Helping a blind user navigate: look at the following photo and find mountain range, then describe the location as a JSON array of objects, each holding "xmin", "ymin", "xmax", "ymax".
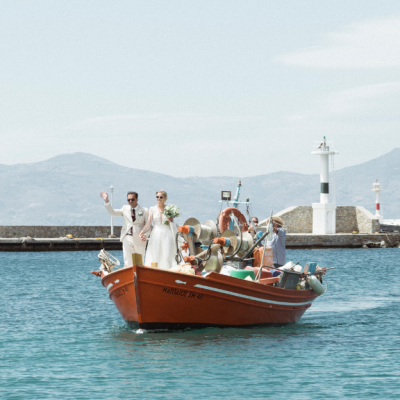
[{"xmin": 1, "ymin": 149, "xmax": 399, "ymax": 225}]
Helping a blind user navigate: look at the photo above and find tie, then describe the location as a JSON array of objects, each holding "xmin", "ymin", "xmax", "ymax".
[{"xmin": 129, "ymin": 209, "xmax": 136, "ymax": 235}]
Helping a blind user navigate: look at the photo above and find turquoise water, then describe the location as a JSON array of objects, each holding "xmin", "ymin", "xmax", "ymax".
[{"xmin": 2, "ymin": 249, "xmax": 400, "ymax": 399}]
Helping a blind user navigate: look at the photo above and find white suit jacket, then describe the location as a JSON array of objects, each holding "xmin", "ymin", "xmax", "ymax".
[{"xmin": 104, "ymin": 202, "xmax": 149, "ymax": 242}]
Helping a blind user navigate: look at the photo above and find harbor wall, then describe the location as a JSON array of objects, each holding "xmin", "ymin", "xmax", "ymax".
[
  {"xmin": 355, "ymin": 207, "xmax": 380, "ymax": 234},
  {"xmin": 286, "ymin": 233, "xmax": 400, "ymax": 248},
  {"xmin": 274, "ymin": 206, "xmax": 312, "ymax": 233},
  {"xmin": 0, "ymin": 226, "xmax": 122, "ymax": 238},
  {"xmin": 0, "ymin": 238, "xmax": 122, "ymax": 252},
  {"xmin": 0, "ymin": 230, "xmax": 398, "ymax": 251},
  {"xmin": 276, "ymin": 206, "xmax": 380, "ymax": 234}
]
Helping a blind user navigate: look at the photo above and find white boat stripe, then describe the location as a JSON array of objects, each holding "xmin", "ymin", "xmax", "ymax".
[
  {"xmin": 107, "ymin": 283, "xmax": 113, "ymax": 292},
  {"xmin": 193, "ymin": 284, "xmax": 314, "ymax": 306},
  {"xmin": 175, "ymin": 280, "xmax": 187, "ymax": 285}
]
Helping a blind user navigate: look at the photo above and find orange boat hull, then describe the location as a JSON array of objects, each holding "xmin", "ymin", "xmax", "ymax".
[{"xmin": 101, "ymin": 266, "xmax": 320, "ymax": 330}]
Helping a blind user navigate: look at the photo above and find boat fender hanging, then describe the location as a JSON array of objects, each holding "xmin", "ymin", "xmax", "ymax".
[
  {"xmin": 307, "ymin": 275, "xmax": 325, "ymax": 295},
  {"xmin": 219, "ymin": 207, "xmax": 249, "ymax": 233}
]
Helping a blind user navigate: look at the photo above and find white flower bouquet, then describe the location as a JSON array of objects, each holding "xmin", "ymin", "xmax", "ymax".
[{"xmin": 163, "ymin": 204, "xmax": 181, "ymax": 225}]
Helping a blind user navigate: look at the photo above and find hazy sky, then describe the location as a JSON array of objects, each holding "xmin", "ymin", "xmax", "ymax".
[{"xmin": 1, "ymin": 0, "xmax": 400, "ymax": 177}]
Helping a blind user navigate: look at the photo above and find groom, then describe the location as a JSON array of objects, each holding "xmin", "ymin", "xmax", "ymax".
[{"xmin": 100, "ymin": 190, "xmax": 149, "ymax": 267}]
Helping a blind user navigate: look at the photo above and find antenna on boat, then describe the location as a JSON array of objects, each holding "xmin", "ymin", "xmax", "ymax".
[
  {"xmin": 219, "ymin": 181, "xmax": 252, "ymax": 232},
  {"xmin": 220, "ymin": 181, "xmax": 251, "ymax": 209},
  {"xmin": 232, "ymin": 181, "xmax": 241, "ymax": 208}
]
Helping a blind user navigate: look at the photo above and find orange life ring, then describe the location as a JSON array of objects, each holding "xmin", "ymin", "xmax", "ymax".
[{"xmin": 219, "ymin": 207, "xmax": 248, "ymax": 233}]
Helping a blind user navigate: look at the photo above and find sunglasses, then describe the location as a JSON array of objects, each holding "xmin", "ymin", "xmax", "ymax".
[
  {"xmin": 127, "ymin": 199, "xmax": 136, "ymax": 202},
  {"xmin": 156, "ymin": 196, "xmax": 164, "ymax": 199}
]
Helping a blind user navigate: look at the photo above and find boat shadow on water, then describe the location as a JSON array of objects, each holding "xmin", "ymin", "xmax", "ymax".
[{"xmin": 106, "ymin": 320, "xmax": 330, "ymax": 347}]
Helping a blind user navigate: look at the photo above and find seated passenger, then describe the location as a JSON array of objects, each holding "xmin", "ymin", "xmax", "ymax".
[{"xmin": 248, "ymin": 217, "xmax": 265, "ymax": 245}]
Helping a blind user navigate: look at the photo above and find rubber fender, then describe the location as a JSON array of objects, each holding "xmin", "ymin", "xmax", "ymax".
[{"xmin": 307, "ymin": 275, "xmax": 325, "ymax": 295}]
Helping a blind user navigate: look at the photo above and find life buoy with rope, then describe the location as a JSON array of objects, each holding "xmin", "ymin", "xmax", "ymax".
[{"xmin": 218, "ymin": 207, "xmax": 248, "ymax": 233}]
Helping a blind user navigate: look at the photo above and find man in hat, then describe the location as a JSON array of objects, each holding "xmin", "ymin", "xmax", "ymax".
[{"xmin": 266, "ymin": 217, "xmax": 286, "ymax": 268}]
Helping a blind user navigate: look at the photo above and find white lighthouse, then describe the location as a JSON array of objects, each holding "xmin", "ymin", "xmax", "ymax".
[
  {"xmin": 372, "ymin": 180, "xmax": 383, "ymax": 222},
  {"xmin": 312, "ymin": 137, "xmax": 339, "ymax": 234}
]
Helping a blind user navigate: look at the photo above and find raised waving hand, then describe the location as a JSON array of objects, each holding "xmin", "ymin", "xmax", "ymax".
[{"xmin": 100, "ymin": 191, "xmax": 109, "ymax": 203}]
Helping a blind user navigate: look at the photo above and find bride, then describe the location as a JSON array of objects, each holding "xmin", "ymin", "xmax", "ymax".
[{"xmin": 139, "ymin": 190, "xmax": 178, "ymax": 270}]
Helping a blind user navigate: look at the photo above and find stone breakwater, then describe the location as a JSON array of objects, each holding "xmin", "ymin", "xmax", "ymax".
[
  {"xmin": 0, "ymin": 225, "xmax": 122, "ymax": 238},
  {"xmin": 0, "ymin": 238, "xmax": 122, "ymax": 252},
  {"xmin": 274, "ymin": 206, "xmax": 380, "ymax": 234},
  {"xmin": 1, "ymin": 226, "xmax": 399, "ymax": 251},
  {"xmin": 0, "ymin": 226, "xmax": 123, "ymax": 252},
  {"xmin": 287, "ymin": 233, "xmax": 400, "ymax": 248}
]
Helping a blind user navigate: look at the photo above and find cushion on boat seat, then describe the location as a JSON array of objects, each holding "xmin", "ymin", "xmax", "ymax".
[
  {"xmin": 259, "ymin": 277, "xmax": 280, "ymax": 285},
  {"xmin": 230, "ymin": 270, "xmax": 255, "ymax": 280},
  {"xmin": 245, "ymin": 266, "xmax": 272, "ymax": 279}
]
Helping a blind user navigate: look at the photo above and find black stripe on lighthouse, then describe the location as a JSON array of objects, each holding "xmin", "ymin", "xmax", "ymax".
[{"xmin": 321, "ymin": 183, "xmax": 329, "ymax": 194}]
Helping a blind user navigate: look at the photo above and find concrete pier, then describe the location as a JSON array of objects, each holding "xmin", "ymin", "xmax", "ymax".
[
  {"xmin": 0, "ymin": 226, "xmax": 399, "ymax": 251},
  {"xmin": 287, "ymin": 233, "xmax": 400, "ymax": 249},
  {"xmin": 0, "ymin": 225, "xmax": 122, "ymax": 239},
  {"xmin": 0, "ymin": 225, "xmax": 123, "ymax": 251},
  {"xmin": 1, "ymin": 233, "xmax": 399, "ymax": 252},
  {"xmin": 0, "ymin": 238, "xmax": 122, "ymax": 252}
]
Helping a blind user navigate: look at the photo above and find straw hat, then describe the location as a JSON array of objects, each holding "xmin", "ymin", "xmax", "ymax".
[{"xmin": 259, "ymin": 216, "xmax": 285, "ymax": 227}]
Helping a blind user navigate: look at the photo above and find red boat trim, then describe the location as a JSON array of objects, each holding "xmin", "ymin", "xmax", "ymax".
[{"xmin": 193, "ymin": 284, "xmax": 315, "ymax": 306}]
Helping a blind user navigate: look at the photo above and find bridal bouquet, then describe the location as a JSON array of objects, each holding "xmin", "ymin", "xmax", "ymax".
[{"xmin": 163, "ymin": 204, "xmax": 181, "ymax": 225}]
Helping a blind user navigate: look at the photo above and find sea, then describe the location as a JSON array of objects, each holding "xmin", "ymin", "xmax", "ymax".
[{"xmin": 2, "ymin": 248, "xmax": 400, "ymax": 399}]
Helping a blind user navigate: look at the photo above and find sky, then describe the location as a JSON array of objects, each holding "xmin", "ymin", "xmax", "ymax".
[{"xmin": 1, "ymin": 0, "xmax": 400, "ymax": 177}]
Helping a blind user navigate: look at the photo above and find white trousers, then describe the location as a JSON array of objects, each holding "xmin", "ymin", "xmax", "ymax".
[{"xmin": 122, "ymin": 235, "xmax": 146, "ymax": 267}]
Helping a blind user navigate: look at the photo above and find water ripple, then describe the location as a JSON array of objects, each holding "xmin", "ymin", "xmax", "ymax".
[{"xmin": 1, "ymin": 249, "xmax": 400, "ymax": 399}]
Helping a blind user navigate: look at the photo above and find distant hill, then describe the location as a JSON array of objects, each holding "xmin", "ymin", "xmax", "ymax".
[
  {"xmin": 0, "ymin": 150, "xmax": 399, "ymax": 225},
  {"xmin": 335, "ymin": 148, "xmax": 400, "ymax": 217}
]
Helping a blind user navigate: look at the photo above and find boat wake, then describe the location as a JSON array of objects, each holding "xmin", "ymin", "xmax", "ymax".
[{"xmin": 307, "ymin": 296, "xmax": 399, "ymax": 314}]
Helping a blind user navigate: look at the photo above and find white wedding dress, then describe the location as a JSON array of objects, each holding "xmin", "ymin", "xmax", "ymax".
[{"xmin": 144, "ymin": 206, "xmax": 178, "ymax": 270}]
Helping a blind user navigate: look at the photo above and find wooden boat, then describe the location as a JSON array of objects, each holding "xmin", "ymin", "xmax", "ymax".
[
  {"xmin": 93, "ymin": 264, "xmax": 321, "ymax": 330},
  {"xmin": 92, "ymin": 182, "xmax": 329, "ymax": 330}
]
